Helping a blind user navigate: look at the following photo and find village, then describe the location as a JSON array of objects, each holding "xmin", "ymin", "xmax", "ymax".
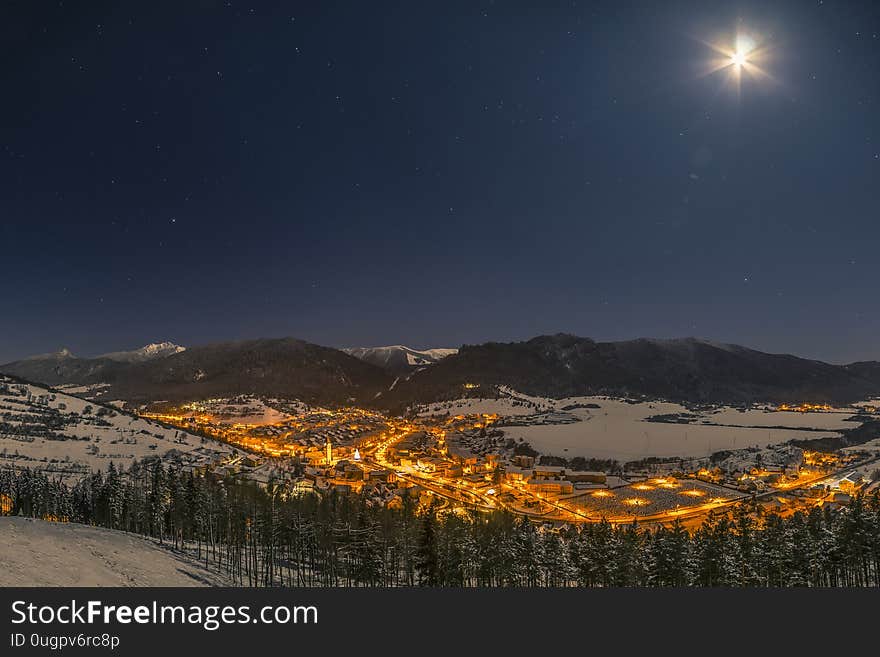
[
  {"xmin": 3, "ymin": 374, "xmax": 878, "ymax": 527},
  {"xmin": 135, "ymin": 394, "xmax": 880, "ymax": 527}
]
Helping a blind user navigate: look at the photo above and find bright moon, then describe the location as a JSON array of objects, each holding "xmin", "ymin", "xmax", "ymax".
[
  {"xmin": 699, "ymin": 28, "xmax": 774, "ymax": 87},
  {"xmin": 730, "ymin": 34, "xmax": 755, "ymax": 68},
  {"xmin": 697, "ymin": 28, "xmax": 774, "ymax": 97}
]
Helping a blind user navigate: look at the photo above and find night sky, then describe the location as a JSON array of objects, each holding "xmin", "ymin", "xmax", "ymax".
[{"xmin": 2, "ymin": 1, "xmax": 879, "ymax": 364}]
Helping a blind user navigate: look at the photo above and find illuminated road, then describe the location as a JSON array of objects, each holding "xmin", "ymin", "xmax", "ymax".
[{"xmin": 143, "ymin": 402, "xmax": 880, "ymax": 527}]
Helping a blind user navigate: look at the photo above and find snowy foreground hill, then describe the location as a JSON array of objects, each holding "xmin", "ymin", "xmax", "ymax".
[{"xmin": 0, "ymin": 517, "xmax": 232, "ymax": 586}]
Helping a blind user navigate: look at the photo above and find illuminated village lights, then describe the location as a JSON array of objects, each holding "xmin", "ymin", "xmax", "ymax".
[
  {"xmin": 133, "ymin": 398, "xmax": 814, "ymax": 525},
  {"xmin": 681, "ymin": 489, "xmax": 705, "ymax": 497},
  {"xmin": 777, "ymin": 403, "xmax": 832, "ymax": 413}
]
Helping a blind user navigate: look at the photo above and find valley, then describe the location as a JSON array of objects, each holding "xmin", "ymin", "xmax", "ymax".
[{"xmin": 3, "ymin": 335, "xmax": 880, "ymax": 529}]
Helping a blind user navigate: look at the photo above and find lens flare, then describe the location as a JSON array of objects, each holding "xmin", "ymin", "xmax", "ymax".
[{"xmin": 695, "ymin": 27, "xmax": 775, "ymax": 97}]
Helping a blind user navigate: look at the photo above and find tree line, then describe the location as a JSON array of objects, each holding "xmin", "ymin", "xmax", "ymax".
[{"xmin": 1, "ymin": 458, "xmax": 879, "ymax": 587}]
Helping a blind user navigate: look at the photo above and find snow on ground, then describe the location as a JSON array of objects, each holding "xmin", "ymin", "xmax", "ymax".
[
  {"xmin": 345, "ymin": 345, "xmax": 458, "ymax": 368},
  {"xmin": 843, "ymin": 437, "xmax": 880, "ymax": 455},
  {"xmin": 566, "ymin": 478, "xmax": 738, "ymax": 517},
  {"xmin": 405, "ymin": 347, "xmax": 458, "ymax": 365},
  {"xmin": 178, "ymin": 396, "xmax": 305, "ymax": 425},
  {"xmin": 98, "ymin": 341, "xmax": 185, "ymax": 362},
  {"xmin": 55, "ymin": 382, "xmax": 111, "ymax": 396},
  {"xmin": 0, "ymin": 376, "xmax": 235, "ymax": 478},
  {"xmin": 419, "ymin": 347, "xmax": 458, "ymax": 359},
  {"xmin": 0, "ymin": 517, "xmax": 232, "ymax": 586},
  {"xmin": 704, "ymin": 406, "xmax": 858, "ymax": 430},
  {"xmin": 421, "ymin": 389, "xmax": 858, "ymax": 460},
  {"xmin": 418, "ymin": 387, "xmax": 557, "ymax": 417},
  {"xmin": 504, "ymin": 403, "xmax": 840, "ymax": 460}
]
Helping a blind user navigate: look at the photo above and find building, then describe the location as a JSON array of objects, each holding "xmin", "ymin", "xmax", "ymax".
[
  {"xmin": 825, "ymin": 491, "xmax": 853, "ymax": 507},
  {"xmin": 334, "ymin": 461, "xmax": 364, "ymax": 481},
  {"xmin": 447, "ymin": 443, "xmax": 479, "ymax": 467},
  {"xmin": 504, "ymin": 467, "xmax": 531, "ymax": 483},
  {"xmin": 291, "ymin": 479, "xmax": 315, "ymax": 496},
  {"xmin": 565, "ymin": 470, "xmax": 606, "ymax": 484},
  {"xmin": 527, "ymin": 477, "xmax": 574, "ymax": 495},
  {"xmin": 532, "ymin": 465, "xmax": 567, "ymax": 480},
  {"xmin": 417, "ymin": 457, "xmax": 446, "ymax": 472},
  {"xmin": 367, "ymin": 469, "xmax": 395, "ymax": 483},
  {"xmin": 832, "ymin": 472, "xmax": 864, "ymax": 493}
]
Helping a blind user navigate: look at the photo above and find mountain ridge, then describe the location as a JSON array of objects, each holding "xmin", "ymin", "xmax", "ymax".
[
  {"xmin": 4, "ymin": 334, "xmax": 880, "ymax": 408},
  {"xmin": 1, "ymin": 337, "xmax": 391, "ymax": 406},
  {"xmin": 382, "ymin": 334, "xmax": 880, "ymax": 408}
]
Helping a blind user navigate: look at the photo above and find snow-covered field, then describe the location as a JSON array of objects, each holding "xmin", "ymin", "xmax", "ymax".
[
  {"xmin": 418, "ymin": 387, "xmax": 557, "ymax": 417},
  {"xmin": 421, "ymin": 389, "xmax": 861, "ymax": 461},
  {"xmin": 0, "ymin": 517, "xmax": 231, "ymax": 586},
  {"xmin": 703, "ymin": 406, "xmax": 856, "ymax": 430},
  {"xmin": 0, "ymin": 376, "xmax": 235, "ymax": 478}
]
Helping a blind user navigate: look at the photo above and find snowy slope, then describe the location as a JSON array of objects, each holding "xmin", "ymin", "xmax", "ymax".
[
  {"xmin": 0, "ymin": 374, "xmax": 235, "ymax": 480},
  {"xmin": 344, "ymin": 345, "xmax": 458, "ymax": 374},
  {"xmin": 0, "ymin": 517, "xmax": 233, "ymax": 586}
]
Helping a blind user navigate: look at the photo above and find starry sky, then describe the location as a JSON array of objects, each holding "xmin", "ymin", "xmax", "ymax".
[{"xmin": 2, "ymin": 0, "xmax": 879, "ymax": 364}]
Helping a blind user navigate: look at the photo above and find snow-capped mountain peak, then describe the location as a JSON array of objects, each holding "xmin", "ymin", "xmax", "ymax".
[
  {"xmin": 98, "ymin": 342, "xmax": 186, "ymax": 363},
  {"xmin": 343, "ymin": 345, "xmax": 458, "ymax": 373},
  {"xmin": 23, "ymin": 347, "xmax": 75, "ymax": 361}
]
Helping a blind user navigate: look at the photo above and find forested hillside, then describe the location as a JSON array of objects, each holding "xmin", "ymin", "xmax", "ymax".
[{"xmin": 3, "ymin": 460, "xmax": 879, "ymax": 587}]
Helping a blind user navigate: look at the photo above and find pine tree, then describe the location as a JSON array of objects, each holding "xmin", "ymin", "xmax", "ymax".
[
  {"xmin": 105, "ymin": 462, "xmax": 124, "ymax": 530},
  {"xmin": 147, "ymin": 461, "xmax": 169, "ymax": 543},
  {"xmin": 415, "ymin": 502, "xmax": 440, "ymax": 586}
]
